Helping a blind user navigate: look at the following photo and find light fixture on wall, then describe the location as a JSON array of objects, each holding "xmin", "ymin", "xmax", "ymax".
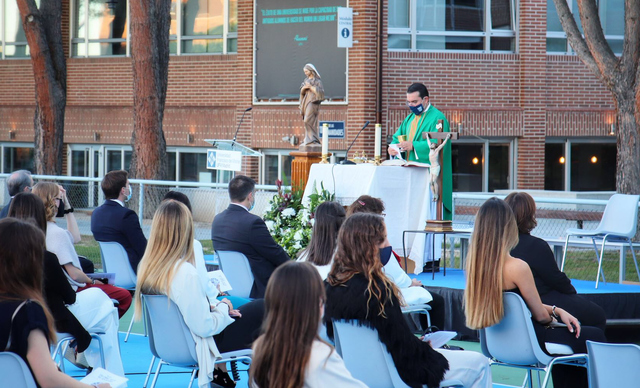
[
  {"xmin": 187, "ymin": 133, "xmax": 194, "ymax": 144},
  {"xmin": 591, "ymin": 156, "xmax": 598, "ymax": 163},
  {"xmin": 9, "ymin": 130, "xmax": 15, "ymax": 140},
  {"xmin": 93, "ymin": 132, "xmax": 100, "ymax": 141},
  {"xmin": 472, "ymin": 157, "xmax": 479, "ymax": 165},
  {"xmin": 609, "ymin": 123, "xmax": 615, "ymax": 136},
  {"xmin": 559, "ymin": 156, "xmax": 565, "ymax": 164},
  {"xmin": 282, "ymin": 135, "xmax": 298, "ymax": 146}
]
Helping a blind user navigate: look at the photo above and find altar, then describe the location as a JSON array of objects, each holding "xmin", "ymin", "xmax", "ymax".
[{"xmin": 302, "ymin": 164, "xmax": 441, "ymax": 273}]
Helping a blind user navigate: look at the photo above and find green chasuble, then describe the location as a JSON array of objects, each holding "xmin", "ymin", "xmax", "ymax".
[{"xmin": 391, "ymin": 105, "xmax": 453, "ymax": 221}]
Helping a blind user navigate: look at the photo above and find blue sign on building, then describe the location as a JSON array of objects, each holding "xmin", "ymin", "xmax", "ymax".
[{"xmin": 319, "ymin": 121, "xmax": 345, "ymax": 139}]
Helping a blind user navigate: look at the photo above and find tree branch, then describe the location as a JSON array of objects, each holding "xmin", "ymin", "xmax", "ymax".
[
  {"xmin": 551, "ymin": 0, "xmax": 604, "ymax": 84},
  {"xmin": 621, "ymin": 0, "xmax": 640, "ymax": 92},
  {"xmin": 576, "ymin": 0, "xmax": 618, "ymax": 87}
]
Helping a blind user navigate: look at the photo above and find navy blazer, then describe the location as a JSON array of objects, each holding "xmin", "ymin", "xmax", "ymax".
[
  {"xmin": 91, "ymin": 200, "xmax": 147, "ymax": 274},
  {"xmin": 211, "ymin": 204, "xmax": 290, "ymax": 298},
  {"xmin": 0, "ymin": 198, "xmax": 11, "ymax": 219}
]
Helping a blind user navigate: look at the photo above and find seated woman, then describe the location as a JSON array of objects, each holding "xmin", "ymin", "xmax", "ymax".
[
  {"xmin": 465, "ymin": 197, "xmax": 606, "ymax": 388},
  {"xmin": 504, "ymin": 192, "xmax": 607, "ymax": 331},
  {"xmin": 346, "ymin": 195, "xmax": 445, "ymax": 330},
  {"xmin": 297, "ymin": 201, "xmax": 345, "ymax": 280},
  {"xmin": 0, "ymin": 218, "xmax": 111, "ymax": 388},
  {"xmin": 33, "ymin": 182, "xmax": 132, "ymax": 318},
  {"xmin": 251, "ymin": 261, "xmax": 367, "ymax": 388},
  {"xmin": 134, "ymin": 200, "xmax": 264, "ymax": 388},
  {"xmin": 325, "ymin": 213, "xmax": 491, "ymax": 388}
]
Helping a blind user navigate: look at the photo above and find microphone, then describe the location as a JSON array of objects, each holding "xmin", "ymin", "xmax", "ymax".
[
  {"xmin": 340, "ymin": 121, "xmax": 370, "ymax": 165},
  {"xmin": 232, "ymin": 107, "xmax": 253, "ymax": 143}
]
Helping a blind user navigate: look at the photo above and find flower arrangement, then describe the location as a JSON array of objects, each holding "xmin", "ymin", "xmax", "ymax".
[{"xmin": 263, "ymin": 179, "xmax": 334, "ymax": 258}]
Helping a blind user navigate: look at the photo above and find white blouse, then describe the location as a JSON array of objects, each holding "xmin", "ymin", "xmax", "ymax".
[{"xmin": 46, "ymin": 221, "xmax": 85, "ymax": 290}]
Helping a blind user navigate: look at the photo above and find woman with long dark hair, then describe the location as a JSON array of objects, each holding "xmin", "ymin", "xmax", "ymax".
[
  {"xmin": 297, "ymin": 201, "xmax": 345, "ymax": 279},
  {"xmin": 0, "ymin": 218, "xmax": 111, "ymax": 388},
  {"xmin": 250, "ymin": 261, "xmax": 366, "ymax": 388},
  {"xmin": 465, "ymin": 198, "xmax": 606, "ymax": 388},
  {"xmin": 325, "ymin": 213, "xmax": 491, "ymax": 388}
]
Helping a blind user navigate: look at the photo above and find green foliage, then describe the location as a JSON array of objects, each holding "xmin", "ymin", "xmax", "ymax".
[{"xmin": 263, "ymin": 180, "xmax": 334, "ymax": 258}]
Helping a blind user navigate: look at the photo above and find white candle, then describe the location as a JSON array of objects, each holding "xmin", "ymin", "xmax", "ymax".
[
  {"xmin": 374, "ymin": 123, "xmax": 382, "ymax": 158},
  {"xmin": 322, "ymin": 123, "xmax": 329, "ymax": 155}
]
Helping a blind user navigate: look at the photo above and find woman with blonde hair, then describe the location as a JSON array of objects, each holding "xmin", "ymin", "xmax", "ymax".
[
  {"xmin": 0, "ymin": 218, "xmax": 111, "ymax": 388},
  {"xmin": 134, "ymin": 200, "xmax": 264, "ymax": 388},
  {"xmin": 325, "ymin": 213, "xmax": 491, "ymax": 388},
  {"xmin": 465, "ymin": 197, "xmax": 605, "ymax": 388},
  {"xmin": 250, "ymin": 261, "xmax": 366, "ymax": 388}
]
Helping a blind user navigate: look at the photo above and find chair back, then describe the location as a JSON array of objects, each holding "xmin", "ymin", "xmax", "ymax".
[
  {"xmin": 597, "ymin": 194, "xmax": 640, "ymax": 237},
  {"xmin": 482, "ymin": 292, "xmax": 551, "ymax": 367},
  {"xmin": 141, "ymin": 294, "xmax": 198, "ymax": 366},
  {"xmin": 98, "ymin": 241, "xmax": 137, "ymax": 289},
  {"xmin": 587, "ymin": 340, "xmax": 640, "ymax": 388},
  {"xmin": 0, "ymin": 352, "xmax": 37, "ymax": 388},
  {"xmin": 333, "ymin": 320, "xmax": 410, "ymax": 388},
  {"xmin": 216, "ymin": 251, "xmax": 254, "ymax": 298}
]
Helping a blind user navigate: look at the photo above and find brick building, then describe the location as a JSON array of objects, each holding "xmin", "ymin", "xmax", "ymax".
[{"xmin": 0, "ymin": 0, "xmax": 621, "ymax": 192}]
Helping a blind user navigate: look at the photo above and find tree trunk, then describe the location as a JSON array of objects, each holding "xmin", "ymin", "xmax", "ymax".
[
  {"xmin": 17, "ymin": 0, "xmax": 66, "ymax": 175},
  {"xmin": 129, "ymin": 0, "xmax": 170, "ymax": 180},
  {"xmin": 615, "ymin": 98, "xmax": 640, "ymax": 195}
]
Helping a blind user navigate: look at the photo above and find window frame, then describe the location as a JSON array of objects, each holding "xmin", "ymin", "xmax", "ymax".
[
  {"xmin": 452, "ymin": 137, "xmax": 515, "ymax": 192},
  {"xmin": 387, "ymin": 0, "xmax": 517, "ymax": 53},
  {"xmin": 1, "ymin": 0, "xmax": 32, "ymax": 60},
  {"xmin": 171, "ymin": 0, "xmax": 238, "ymax": 56},
  {"xmin": 70, "ymin": 0, "xmax": 130, "ymax": 58}
]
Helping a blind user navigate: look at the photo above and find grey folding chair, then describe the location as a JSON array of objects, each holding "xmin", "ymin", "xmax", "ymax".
[
  {"xmin": 215, "ymin": 251, "xmax": 254, "ymax": 299},
  {"xmin": 480, "ymin": 292, "xmax": 588, "ymax": 388},
  {"xmin": 560, "ymin": 193, "xmax": 640, "ymax": 288},
  {"xmin": 586, "ymin": 340, "xmax": 640, "ymax": 388},
  {"xmin": 0, "ymin": 352, "xmax": 37, "ymax": 388},
  {"xmin": 51, "ymin": 331, "xmax": 106, "ymax": 372},
  {"xmin": 141, "ymin": 294, "xmax": 252, "ymax": 388}
]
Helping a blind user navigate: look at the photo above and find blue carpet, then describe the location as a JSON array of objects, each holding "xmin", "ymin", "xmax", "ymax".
[{"xmin": 412, "ymin": 268, "xmax": 640, "ymax": 294}]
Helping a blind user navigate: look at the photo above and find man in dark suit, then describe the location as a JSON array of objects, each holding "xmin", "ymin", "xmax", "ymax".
[
  {"xmin": 212, "ymin": 175, "xmax": 289, "ymax": 298},
  {"xmin": 91, "ymin": 170, "xmax": 147, "ymax": 274},
  {"xmin": 0, "ymin": 169, "xmax": 33, "ymax": 218}
]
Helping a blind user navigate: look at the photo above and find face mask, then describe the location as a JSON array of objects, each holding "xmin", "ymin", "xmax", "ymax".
[
  {"xmin": 248, "ymin": 194, "xmax": 255, "ymax": 211},
  {"xmin": 379, "ymin": 246, "xmax": 393, "ymax": 266},
  {"xmin": 125, "ymin": 186, "xmax": 132, "ymax": 203},
  {"xmin": 409, "ymin": 103, "xmax": 424, "ymax": 115}
]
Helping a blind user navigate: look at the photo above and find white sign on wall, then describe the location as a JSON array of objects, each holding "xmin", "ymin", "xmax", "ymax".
[
  {"xmin": 206, "ymin": 149, "xmax": 242, "ymax": 171},
  {"xmin": 337, "ymin": 7, "xmax": 353, "ymax": 48}
]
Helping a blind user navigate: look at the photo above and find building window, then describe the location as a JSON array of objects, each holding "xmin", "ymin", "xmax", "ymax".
[
  {"xmin": 1, "ymin": 0, "xmax": 33, "ymax": 59},
  {"xmin": 388, "ymin": 0, "xmax": 516, "ymax": 52},
  {"xmin": 1, "ymin": 144, "xmax": 34, "ymax": 173},
  {"xmin": 544, "ymin": 139, "xmax": 616, "ymax": 191},
  {"xmin": 72, "ymin": 0, "xmax": 128, "ymax": 57},
  {"xmin": 263, "ymin": 150, "xmax": 293, "ymax": 186},
  {"xmin": 451, "ymin": 139, "xmax": 513, "ymax": 192},
  {"xmin": 547, "ymin": 0, "xmax": 623, "ymax": 54},
  {"xmin": 170, "ymin": 0, "xmax": 238, "ymax": 55},
  {"xmin": 544, "ymin": 142, "xmax": 565, "ymax": 190}
]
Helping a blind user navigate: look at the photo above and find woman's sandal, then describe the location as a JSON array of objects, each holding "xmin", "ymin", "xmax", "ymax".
[{"xmin": 211, "ymin": 368, "xmax": 236, "ymax": 388}]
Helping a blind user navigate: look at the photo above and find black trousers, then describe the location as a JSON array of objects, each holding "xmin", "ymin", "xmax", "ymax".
[{"xmin": 214, "ymin": 299, "xmax": 265, "ymax": 353}]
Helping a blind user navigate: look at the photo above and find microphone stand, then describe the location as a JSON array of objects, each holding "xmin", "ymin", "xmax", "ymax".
[
  {"xmin": 340, "ymin": 121, "xmax": 370, "ymax": 165},
  {"xmin": 232, "ymin": 107, "xmax": 253, "ymax": 146}
]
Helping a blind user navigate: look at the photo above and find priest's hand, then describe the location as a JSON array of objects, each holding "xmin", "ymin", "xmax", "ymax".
[
  {"xmin": 388, "ymin": 145, "xmax": 399, "ymax": 156},
  {"xmin": 399, "ymin": 140, "xmax": 413, "ymax": 151}
]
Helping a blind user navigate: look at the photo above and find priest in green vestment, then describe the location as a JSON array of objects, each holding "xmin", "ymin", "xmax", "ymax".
[{"xmin": 388, "ymin": 83, "xmax": 453, "ymax": 221}]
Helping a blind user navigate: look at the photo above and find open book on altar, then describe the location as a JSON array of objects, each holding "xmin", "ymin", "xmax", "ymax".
[{"xmin": 381, "ymin": 159, "xmax": 431, "ymax": 168}]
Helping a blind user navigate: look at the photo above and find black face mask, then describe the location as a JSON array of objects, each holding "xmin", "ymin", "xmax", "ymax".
[
  {"xmin": 55, "ymin": 203, "xmax": 65, "ymax": 218},
  {"xmin": 379, "ymin": 246, "xmax": 393, "ymax": 266}
]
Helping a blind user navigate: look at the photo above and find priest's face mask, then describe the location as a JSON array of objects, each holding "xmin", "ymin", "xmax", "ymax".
[{"xmin": 406, "ymin": 91, "xmax": 428, "ymax": 115}]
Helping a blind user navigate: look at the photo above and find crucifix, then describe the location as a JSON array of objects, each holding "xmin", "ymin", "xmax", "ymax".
[{"xmin": 424, "ymin": 119, "xmax": 459, "ymax": 231}]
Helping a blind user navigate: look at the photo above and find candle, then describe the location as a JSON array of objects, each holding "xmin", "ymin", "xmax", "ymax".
[
  {"xmin": 322, "ymin": 123, "xmax": 329, "ymax": 155},
  {"xmin": 374, "ymin": 123, "xmax": 382, "ymax": 159}
]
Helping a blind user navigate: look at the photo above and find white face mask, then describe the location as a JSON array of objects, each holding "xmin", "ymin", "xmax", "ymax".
[
  {"xmin": 248, "ymin": 193, "xmax": 255, "ymax": 211},
  {"xmin": 125, "ymin": 186, "xmax": 132, "ymax": 202}
]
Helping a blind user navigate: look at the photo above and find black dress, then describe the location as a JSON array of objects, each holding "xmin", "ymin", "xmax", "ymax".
[
  {"xmin": 324, "ymin": 274, "xmax": 449, "ymax": 388},
  {"xmin": 511, "ymin": 232, "xmax": 607, "ymax": 330},
  {"xmin": 0, "ymin": 299, "xmax": 51, "ymax": 388}
]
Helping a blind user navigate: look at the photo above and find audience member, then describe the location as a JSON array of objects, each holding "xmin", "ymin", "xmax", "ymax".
[
  {"xmin": 33, "ymin": 182, "xmax": 132, "ymax": 318},
  {"xmin": 347, "ymin": 195, "xmax": 445, "ymax": 330},
  {"xmin": 505, "ymin": 192, "xmax": 607, "ymax": 331},
  {"xmin": 135, "ymin": 200, "xmax": 264, "ymax": 388},
  {"xmin": 0, "ymin": 169, "xmax": 33, "ymax": 219},
  {"xmin": 0, "ymin": 218, "xmax": 111, "ymax": 388},
  {"xmin": 465, "ymin": 198, "xmax": 606, "ymax": 388},
  {"xmin": 251, "ymin": 261, "xmax": 367, "ymax": 388},
  {"xmin": 212, "ymin": 175, "xmax": 289, "ymax": 298},
  {"xmin": 325, "ymin": 213, "xmax": 492, "ymax": 388},
  {"xmin": 91, "ymin": 170, "xmax": 147, "ymax": 274},
  {"xmin": 8, "ymin": 192, "xmax": 124, "ymax": 375},
  {"xmin": 162, "ymin": 191, "xmax": 249, "ymax": 308},
  {"xmin": 297, "ymin": 201, "xmax": 345, "ymax": 279}
]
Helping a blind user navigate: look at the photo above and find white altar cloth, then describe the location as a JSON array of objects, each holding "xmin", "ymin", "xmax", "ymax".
[{"xmin": 302, "ymin": 164, "xmax": 440, "ymax": 273}]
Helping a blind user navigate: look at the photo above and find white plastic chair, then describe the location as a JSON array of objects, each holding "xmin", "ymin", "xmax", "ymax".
[
  {"xmin": 401, "ymin": 303, "xmax": 432, "ymax": 328},
  {"xmin": 98, "ymin": 241, "xmax": 144, "ymax": 341},
  {"xmin": 586, "ymin": 340, "xmax": 640, "ymax": 388},
  {"xmin": 215, "ymin": 251, "xmax": 254, "ymax": 298},
  {"xmin": 480, "ymin": 292, "xmax": 588, "ymax": 388},
  {"xmin": 141, "ymin": 294, "xmax": 252, "ymax": 388},
  {"xmin": 0, "ymin": 352, "xmax": 37, "ymax": 388},
  {"xmin": 332, "ymin": 320, "xmax": 463, "ymax": 388},
  {"xmin": 560, "ymin": 193, "xmax": 640, "ymax": 288},
  {"xmin": 51, "ymin": 331, "xmax": 105, "ymax": 372}
]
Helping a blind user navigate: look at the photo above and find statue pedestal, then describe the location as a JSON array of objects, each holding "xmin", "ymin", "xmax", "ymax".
[{"xmin": 291, "ymin": 151, "xmax": 323, "ymax": 192}]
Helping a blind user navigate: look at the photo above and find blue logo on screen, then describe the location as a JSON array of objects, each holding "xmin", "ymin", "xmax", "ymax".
[{"xmin": 341, "ymin": 28, "xmax": 350, "ymax": 38}]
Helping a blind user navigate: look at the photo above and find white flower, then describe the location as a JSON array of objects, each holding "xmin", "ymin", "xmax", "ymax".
[
  {"xmin": 299, "ymin": 209, "xmax": 310, "ymax": 220},
  {"xmin": 265, "ymin": 220, "xmax": 275, "ymax": 232},
  {"xmin": 293, "ymin": 241, "xmax": 302, "ymax": 249},
  {"xmin": 294, "ymin": 230, "xmax": 304, "ymax": 241},
  {"xmin": 310, "ymin": 218, "xmax": 315, "ymax": 227},
  {"xmin": 282, "ymin": 208, "xmax": 296, "ymax": 217}
]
